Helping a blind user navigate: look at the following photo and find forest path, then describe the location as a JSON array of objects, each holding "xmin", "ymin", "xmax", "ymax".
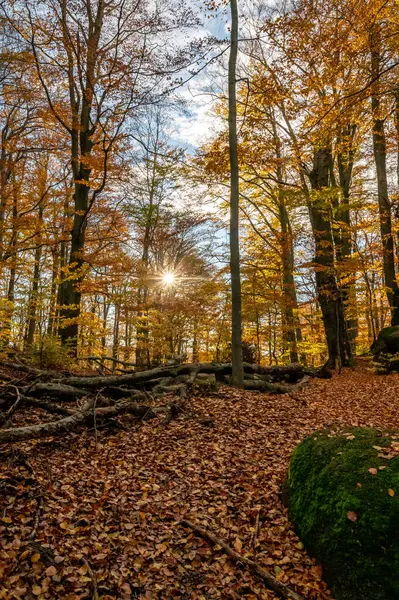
[{"xmin": 2, "ymin": 359, "xmax": 399, "ymax": 599}]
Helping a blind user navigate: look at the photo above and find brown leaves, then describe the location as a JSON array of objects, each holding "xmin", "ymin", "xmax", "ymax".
[{"xmin": 2, "ymin": 365, "xmax": 399, "ymax": 598}]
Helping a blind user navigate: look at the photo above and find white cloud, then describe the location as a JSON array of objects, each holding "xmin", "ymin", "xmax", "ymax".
[{"xmin": 173, "ymin": 93, "xmax": 223, "ymax": 149}]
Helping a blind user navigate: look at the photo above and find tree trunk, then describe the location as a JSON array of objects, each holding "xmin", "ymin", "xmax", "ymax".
[
  {"xmin": 279, "ymin": 197, "xmax": 300, "ymax": 363},
  {"xmin": 270, "ymin": 110, "xmax": 302, "ymax": 363},
  {"xmin": 0, "ymin": 139, "xmax": 11, "ymax": 261},
  {"xmin": 228, "ymin": 0, "xmax": 244, "ymax": 387},
  {"xmin": 337, "ymin": 124, "xmax": 358, "ymax": 351},
  {"xmin": 308, "ymin": 146, "xmax": 352, "ymax": 368},
  {"xmin": 3, "ymin": 167, "xmax": 19, "ymax": 346},
  {"xmin": 58, "ymin": 0, "xmax": 105, "ymax": 350},
  {"xmin": 25, "ymin": 200, "xmax": 45, "ymax": 348},
  {"xmin": 47, "ymin": 248, "xmax": 59, "ymax": 336},
  {"xmin": 192, "ymin": 317, "xmax": 199, "ymax": 362},
  {"xmin": 112, "ymin": 300, "xmax": 120, "ymax": 368},
  {"xmin": 370, "ymin": 29, "xmax": 399, "ymax": 325},
  {"xmin": 59, "ymin": 182, "xmax": 89, "ymax": 349}
]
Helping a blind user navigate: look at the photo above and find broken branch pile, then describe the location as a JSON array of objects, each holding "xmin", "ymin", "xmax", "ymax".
[{"xmin": 0, "ymin": 360, "xmax": 330, "ymax": 444}]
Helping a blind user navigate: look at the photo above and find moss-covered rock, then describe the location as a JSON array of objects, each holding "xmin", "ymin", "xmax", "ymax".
[
  {"xmin": 372, "ymin": 326, "xmax": 399, "ymax": 356},
  {"xmin": 286, "ymin": 428, "xmax": 399, "ymax": 600}
]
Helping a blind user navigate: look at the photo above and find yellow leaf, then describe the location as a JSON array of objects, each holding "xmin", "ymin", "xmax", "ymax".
[
  {"xmin": 1, "ymin": 517, "xmax": 12, "ymax": 523},
  {"xmin": 32, "ymin": 584, "xmax": 42, "ymax": 596},
  {"xmin": 233, "ymin": 537, "xmax": 243, "ymax": 552},
  {"xmin": 388, "ymin": 488, "xmax": 395, "ymax": 497},
  {"xmin": 31, "ymin": 553, "xmax": 41, "ymax": 563}
]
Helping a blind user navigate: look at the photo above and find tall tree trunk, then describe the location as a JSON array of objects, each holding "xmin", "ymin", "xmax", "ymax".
[
  {"xmin": 136, "ymin": 135, "xmax": 161, "ymax": 369},
  {"xmin": 270, "ymin": 110, "xmax": 302, "ymax": 363},
  {"xmin": 47, "ymin": 248, "xmax": 59, "ymax": 336},
  {"xmin": 370, "ymin": 29, "xmax": 399, "ymax": 325},
  {"xmin": 337, "ymin": 123, "xmax": 358, "ymax": 350},
  {"xmin": 228, "ymin": 0, "xmax": 244, "ymax": 387},
  {"xmin": 124, "ymin": 307, "xmax": 131, "ymax": 362},
  {"xmin": 308, "ymin": 146, "xmax": 352, "ymax": 368},
  {"xmin": 58, "ymin": 0, "xmax": 105, "ymax": 350},
  {"xmin": 25, "ymin": 161, "xmax": 48, "ymax": 349},
  {"xmin": 136, "ymin": 261, "xmax": 150, "ymax": 368},
  {"xmin": 55, "ymin": 195, "xmax": 69, "ymax": 337},
  {"xmin": 0, "ymin": 139, "xmax": 11, "ymax": 262},
  {"xmin": 59, "ymin": 182, "xmax": 89, "ymax": 349},
  {"xmin": 192, "ymin": 316, "xmax": 199, "ymax": 362},
  {"xmin": 25, "ymin": 203, "xmax": 44, "ymax": 348},
  {"xmin": 279, "ymin": 203, "xmax": 300, "ymax": 363},
  {"xmin": 101, "ymin": 297, "xmax": 110, "ymax": 354},
  {"xmin": 393, "ymin": 89, "xmax": 399, "ymax": 264},
  {"xmin": 3, "ymin": 168, "xmax": 19, "ymax": 346},
  {"xmin": 112, "ymin": 300, "xmax": 120, "ymax": 368}
]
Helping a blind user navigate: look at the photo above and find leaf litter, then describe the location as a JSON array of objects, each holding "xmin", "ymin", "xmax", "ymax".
[{"xmin": 1, "ymin": 359, "xmax": 399, "ymax": 599}]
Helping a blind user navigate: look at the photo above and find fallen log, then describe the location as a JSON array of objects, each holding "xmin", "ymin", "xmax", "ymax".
[
  {"xmin": 0, "ymin": 361, "xmax": 326, "ymax": 443},
  {"xmin": 181, "ymin": 519, "xmax": 304, "ymax": 600},
  {"xmin": 20, "ymin": 396, "xmax": 72, "ymax": 416},
  {"xmin": 243, "ymin": 380, "xmax": 295, "ymax": 393},
  {"xmin": 0, "ymin": 387, "xmax": 21, "ymax": 427},
  {"xmin": 56, "ymin": 362, "xmax": 325, "ymax": 390},
  {"xmin": 0, "ymin": 395, "xmax": 167, "ymax": 444},
  {"xmin": 0, "ymin": 360, "xmax": 54, "ymax": 378},
  {"xmin": 82, "ymin": 355, "xmax": 137, "ymax": 369},
  {"xmin": 21, "ymin": 382, "xmax": 88, "ymax": 400}
]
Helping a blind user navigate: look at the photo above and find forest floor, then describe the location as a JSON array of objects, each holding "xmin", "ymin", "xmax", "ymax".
[{"xmin": 2, "ymin": 358, "xmax": 399, "ymax": 600}]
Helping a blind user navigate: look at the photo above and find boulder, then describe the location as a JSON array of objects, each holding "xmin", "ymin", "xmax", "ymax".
[
  {"xmin": 286, "ymin": 428, "xmax": 399, "ymax": 600},
  {"xmin": 372, "ymin": 326, "xmax": 399, "ymax": 357}
]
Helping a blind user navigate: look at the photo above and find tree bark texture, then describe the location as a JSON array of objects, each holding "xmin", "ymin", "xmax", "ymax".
[{"xmin": 228, "ymin": 0, "xmax": 244, "ymax": 387}]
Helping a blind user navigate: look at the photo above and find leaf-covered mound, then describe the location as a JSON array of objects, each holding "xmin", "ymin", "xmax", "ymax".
[{"xmin": 286, "ymin": 428, "xmax": 399, "ymax": 600}]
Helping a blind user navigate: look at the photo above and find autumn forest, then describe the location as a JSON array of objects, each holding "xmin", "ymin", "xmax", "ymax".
[
  {"xmin": 2, "ymin": 0, "xmax": 399, "ymax": 599},
  {"xmin": 1, "ymin": 0, "xmax": 398, "ymax": 370}
]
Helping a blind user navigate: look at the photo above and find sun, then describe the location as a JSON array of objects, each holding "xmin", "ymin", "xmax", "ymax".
[{"xmin": 162, "ymin": 272, "xmax": 176, "ymax": 286}]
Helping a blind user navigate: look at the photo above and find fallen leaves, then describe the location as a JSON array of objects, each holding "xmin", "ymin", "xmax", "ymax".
[
  {"xmin": 1, "ymin": 360, "xmax": 399, "ymax": 599},
  {"xmin": 368, "ymin": 468, "xmax": 378, "ymax": 475}
]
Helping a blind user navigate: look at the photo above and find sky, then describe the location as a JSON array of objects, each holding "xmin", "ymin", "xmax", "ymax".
[{"xmin": 172, "ymin": 5, "xmax": 230, "ymax": 152}]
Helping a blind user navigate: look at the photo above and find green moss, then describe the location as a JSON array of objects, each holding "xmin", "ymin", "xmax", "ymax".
[
  {"xmin": 378, "ymin": 326, "xmax": 399, "ymax": 340},
  {"xmin": 287, "ymin": 428, "xmax": 399, "ymax": 600}
]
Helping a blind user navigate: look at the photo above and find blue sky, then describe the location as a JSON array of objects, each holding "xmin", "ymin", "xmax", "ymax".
[{"xmin": 172, "ymin": 4, "xmax": 230, "ymax": 152}]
